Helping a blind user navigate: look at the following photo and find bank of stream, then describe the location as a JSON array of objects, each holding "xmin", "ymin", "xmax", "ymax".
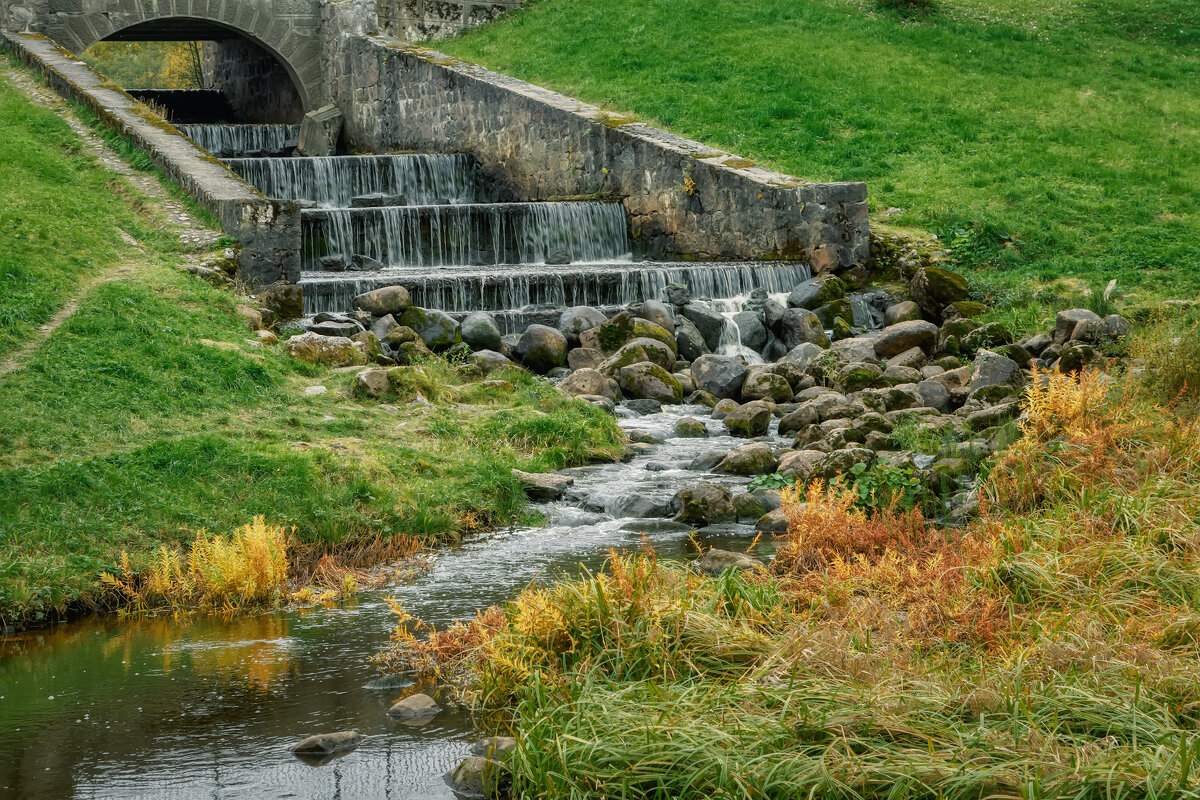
[{"xmin": 0, "ymin": 405, "xmax": 779, "ymax": 798}]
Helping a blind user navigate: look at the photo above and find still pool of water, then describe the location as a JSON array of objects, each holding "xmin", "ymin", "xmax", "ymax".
[{"xmin": 1, "ymin": 406, "xmax": 781, "ymax": 799}]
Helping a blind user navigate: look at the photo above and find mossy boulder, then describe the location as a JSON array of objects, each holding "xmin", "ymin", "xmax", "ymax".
[
  {"xmin": 398, "ymin": 307, "xmax": 461, "ymax": 351},
  {"xmin": 675, "ymin": 481, "xmax": 735, "ymax": 525},
  {"xmin": 515, "ymin": 324, "xmax": 569, "ymax": 373},
  {"xmin": 911, "ymin": 266, "xmax": 969, "ymax": 319},
  {"xmin": 618, "ymin": 362, "xmax": 683, "ymax": 403},
  {"xmin": 814, "ymin": 298, "xmax": 854, "ymax": 328},
  {"xmin": 963, "ymin": 322, "xmax": 1014, "ymax": 352},
  {"xmin": 580, "ymin": 310, "xmax": 677, "ymax": 355},
  {"xmin": 716, "ymin": 442, "xmax": 778, "ymax": 476},
  {"xmin": 675, "ymin": 417, "xmax": 709, "ymax": 438},
  {"xmin": 944, "ymin": 300, "xmax": 988, "ymax": 319},
  {"xmin": 724, "ymin": 400, "xmax": 773, "ymax": 438},
  {"xmin": 787, "ymin": 275, "xmax": 847, "ymax": 310}
]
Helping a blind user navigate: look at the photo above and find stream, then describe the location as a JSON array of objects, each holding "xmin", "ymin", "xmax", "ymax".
[{"xmin": 1, "ymin": 405, "xmax": 784, "ymax": 799}]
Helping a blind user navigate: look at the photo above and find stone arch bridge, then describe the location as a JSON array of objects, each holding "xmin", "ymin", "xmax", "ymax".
[{"xmin": 4, "ymin": 0, "xmax": 326, "ymax": 121}]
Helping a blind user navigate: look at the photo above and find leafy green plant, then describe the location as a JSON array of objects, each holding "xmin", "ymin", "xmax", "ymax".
[
  {"xmin": 831, "ymin": 461, "xmax": 922, "ymax": 512},
  {"xmin": 746, "ymin": 472, "xmax": 796, "ymax": 492}
]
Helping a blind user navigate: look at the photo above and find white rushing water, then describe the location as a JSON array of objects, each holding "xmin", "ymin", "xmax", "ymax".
[
  {"xmin": 303, "ymin": 201, "xmax": 633, "ymax": 271},
  {"xmin": 226, "ymin": 155, "xmax": 479, "ymax": 208},
  {"xmin": 177, "ymin": 124, "xmax": 300, "ymax": 158}
]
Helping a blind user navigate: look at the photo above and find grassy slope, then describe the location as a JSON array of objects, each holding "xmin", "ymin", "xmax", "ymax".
[
  {"xmin": 0, "ymin": 74, "xmax": 165, "ymax": 359},
  {"xmin": 0, "ymin": 66, "xmax": 624, "ymax": 627},
  {"xmin": 443, "ymin": 0, "xmax": 1200, "ymax": 298}
]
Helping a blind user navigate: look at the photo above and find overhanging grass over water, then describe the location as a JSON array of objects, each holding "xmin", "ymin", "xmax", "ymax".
[
  {"xmin": 382, "ymin": 364, "xmax": 1200, "ymax": 797},
  {"xmin": 442, "ymin": 0, "xmax": 1200, "ymax": 296}
]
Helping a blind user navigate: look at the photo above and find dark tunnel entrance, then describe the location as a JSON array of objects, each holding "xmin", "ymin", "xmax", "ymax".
[{"xmin": 83, "ymin": 18, "xmax": 307, "ymax": 125}]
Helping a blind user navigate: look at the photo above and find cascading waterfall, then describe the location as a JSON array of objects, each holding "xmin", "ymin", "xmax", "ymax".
[
  {"xmin": 299, "ymin": 261, "xmax": 814, "ymax": 321},
  {"xmin": 176, "ymin": 124, "xmax": 299, "ymax": 158},
  {"xmin": 303, "ymin": 201, "xmax": 631, "ymax": 270},
  {"xmin": 226, "ymin": 155, "xmax": 478, "ymax": 208}
]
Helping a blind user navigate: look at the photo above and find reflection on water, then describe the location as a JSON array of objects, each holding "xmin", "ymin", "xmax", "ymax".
[
  {"xmin": 0, "ymin": 602, "xmax": 475, "ymax": 800},
  {"xmin": 0, "ymin": 404, "xmax": 780, "ymax": 799}
]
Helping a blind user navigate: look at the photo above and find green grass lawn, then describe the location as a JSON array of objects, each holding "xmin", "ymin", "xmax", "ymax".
[
  {"xmin": 442, "ymin": 0, "xmax": 1200, "ymax": 299},
  {"xmin": 0, "ymin": 65, "xmax": 624, "ymax": 628},
  {"xmin": 0, "ymin": 71, "xmax": 170, "ymax": 360}
]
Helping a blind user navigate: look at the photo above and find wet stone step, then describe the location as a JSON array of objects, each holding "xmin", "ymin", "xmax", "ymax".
[
  {"xmin": 300, "ymin": 201, "xmax": 631, "ymax": 271},
  {"xmin": 176, "ymin": 123, "xmax": 299, "ymax": 158},
  {"xmin": 225, "ymin": 154, "xmax": 478, "ymax": 208},
  {"xmin": 298, "ymin": 260, "xmax": 813, "ymax": 319}
]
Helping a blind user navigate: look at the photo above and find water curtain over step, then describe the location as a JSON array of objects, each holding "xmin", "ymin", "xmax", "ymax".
[
  {"xmin": 226, "ymin": 155, "xmax": 478, "ymax": 208},
  {"xmin": 299, "ymin": 261, "xmax": 813, "ymax": 320},
  {"xmin": 176, "ymin": 124, "xmax": 300, "ymax": 158},
  {"xmin": 303, "ymin": 201, "xmax": 631, "ymax": 271}
]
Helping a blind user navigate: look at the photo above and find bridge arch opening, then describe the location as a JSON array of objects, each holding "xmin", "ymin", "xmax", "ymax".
[{"xmin": 81, "ymin": 17, "xmax": 308, "ymax": 125}]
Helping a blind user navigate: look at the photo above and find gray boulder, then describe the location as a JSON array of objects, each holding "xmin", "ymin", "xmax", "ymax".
[
  {"xmin": 910, "ymin": 266, "xmax": 969, "ymax": 319},
  {"xmin": 388, "ymin": 693, "xmax": 441, "ymax": 721},
  {"xmin": 675, "ymin": 481, "xmax": 735, "ymax": 525},
  {"xmin": 1053, "ymin": 309, "xmax": 1102, "ymax": 344},
  {"xmin": 691, "ymin": 354, "xmax": 749, "ymax": 399},
  {"xmin": 633, "ymin": 299, "xmax": 675, "ymax": 331},
  {"xmin": 353, "ymin": 285, "xmax": 411, "ymax": 316},
  {"xmin": 777, "ymin": 449, "xmax": 826, "ymax": 483},
  {"xmin": 778, "ymin": 342, "xmax": 826, "ymax": 370},
  {"xmin": 716, "ymin": 442, "xmax": 778, "ymax": 475},
  {"xmin": 780, "ymin": 308, "xmax": 829, "ymax": 349},
  {"xmin": 558, "ymin": 306, "xmax": 608, "ymax": 347},
  {"xmin": 730, "ymin": 310, "xmax": 768, "ymax": 351},
  {"xmin": 513, "ymin": 469, "xmax": 574, "ymax": 501},
  {"xmin": 398, "ymin": 307, "xmax": 461, "ymax": 351},
  {"xmin": 969, "ymin": 349, "xmax": 1024, "ymax": 391},
  {"xmin": 884, "ymin": 300, "xmax": 923, "ymax": 326},
  {"xmin": 787, "ymin": 275, "xmax": 846, "ymax": 310},
  {"xmin": 559, "ymin": 368, "xmax": 617, "ymax": 400},
  {"xmin": 618, "ymin": 362, "xmax": 684, "ymax": 403},
  {"xmin": 284, "ymin": 332, "xmax": 367, "ymax": 367},
  {"xmin": 680, "ymin": 301, "xmax": 727, "ymax": 350},
  {"xmin": 675, "ymin": 417, "xmax": 709, "ymax": 438},
  {"xmin": 873, "ymin": 320, "xmax": 939, "ymax": 358},
  {"xmin": 515, "ymin": 324, "xmax": 569, "ymax": 373},
  {"xmin": 567, "ymin": 347, "xmax": 605, "ymax": 370},
  {"xmin": 291, "ymin": 730, "xmax": 362, "ymax": 756},
  {"xmin": 461, "ymin": 312, "xmax": 502, "ymax": 351},
  {"xmin": 812, "ymin": 447, "xmax": 876, "ymax": 481},
  {"xmin": 740, "ymin": 366, "xmax": 793, "ymax": 403},
  {"xmin": 756, "ymin": 507, "xmax": 789, "ymax": 535},
  {"xmin": 445, "ymin": 756, "xmax": 510, "ymax": 798},
  {"xmin": 693, "ymin": 549, "xmax": 761, "ymax": 575},
  {"xmin": 724, "ymin": 400, "xmax": 773, "ymax": 438},
  {"xmin": 674, "ymin": 315, "xmax": 712, "ymax": 361}
]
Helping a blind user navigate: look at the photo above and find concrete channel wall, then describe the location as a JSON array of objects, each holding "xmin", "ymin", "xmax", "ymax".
[
  {"xmin": 1, "ymin": 32, "xmax": 301, "ymax": 289},
  {"xmin": 330, "ymin": 34, "xmax": 870, "ymax": 269}
]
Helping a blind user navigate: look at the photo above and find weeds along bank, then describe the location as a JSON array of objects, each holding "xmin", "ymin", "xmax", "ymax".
[
  {"xmin": 377, "ymin": 324, "xmax": 1200, "ymax": 797},
  {"xmin": 0, "ymin": 63, "xmax": 625, "ymax": 629}
]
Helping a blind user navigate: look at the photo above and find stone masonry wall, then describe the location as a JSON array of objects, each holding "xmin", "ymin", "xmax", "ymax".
[
  {"xmin": 329, "ymin": 36, "xmax": 870, "ymax": 268},
  {"xmin": 0, "ymin": 32, "xmax": 302, "ymax": 289},
  {"xmin": 1, "ymin": 1, "xmax": 49, "ymax": 34},
  {"xmin": 204, "ymin": 39, "xmax": 306, "ymax": 124},
  {"xmin": 376, "ymin": 0, "xmax": 524, "ymax": 42}
]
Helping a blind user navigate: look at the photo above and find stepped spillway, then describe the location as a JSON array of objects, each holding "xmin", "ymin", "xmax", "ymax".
[{"xmin": 173, "ymin": 125, "xmax": 816, "ymax": 327}]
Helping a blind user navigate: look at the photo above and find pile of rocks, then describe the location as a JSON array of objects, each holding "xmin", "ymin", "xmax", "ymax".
[{"xmin": 270, "ymin": 265, "xmax": 1129, "ymax": 521}]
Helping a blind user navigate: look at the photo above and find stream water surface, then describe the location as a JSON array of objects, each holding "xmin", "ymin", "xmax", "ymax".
[{"xmin": 1, "ymin": 406, "xmax": 783, "ymax": 799}]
